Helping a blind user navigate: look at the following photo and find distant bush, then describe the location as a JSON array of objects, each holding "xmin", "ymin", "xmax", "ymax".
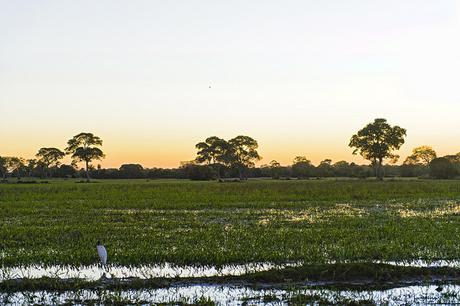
[
  {"xmin": 119, "ymin": 164, "xmax": 145, "ymax": 179},
  {"xmin": 292, "ymin": 161, "xmax": 315, "ymax": 178},
  {"xmin": 400, "ymin": 164, "xmax": 426, "ymax": 177},
  {"xmin": 183, "ymin": 164, "xmax": 215, "ymax": 181},
  {"xmin": 430, "ymin": 157, "xmax": 458, "ymax": 179}
]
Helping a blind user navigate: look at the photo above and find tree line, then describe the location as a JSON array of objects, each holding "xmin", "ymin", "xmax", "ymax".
[
  {"xmin": 1, "ymin": 119, "xmax": 459, "ymax": 182},
  {"xmin": 0, "ymin": 132, "xmax": 104, "ymax": 182},
  {"xmin": 188, "ymin": 118, "xmax": 458, "ymax": 180}
]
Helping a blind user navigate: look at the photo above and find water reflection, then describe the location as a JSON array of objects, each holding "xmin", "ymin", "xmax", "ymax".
[
  {"xmin": 1, "ymin": 284, "xmax": 460, "ymax": 305},
  {"xmin": 0, "ymin": 261, "xmax": 302, "ymax": 281},
  {"xmin": 2, "ymin": 259, "xmax": 459, "ymax": 281}
]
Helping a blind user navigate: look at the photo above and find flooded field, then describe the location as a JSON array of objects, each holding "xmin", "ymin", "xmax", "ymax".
[{"xmin": 1, "ymin": 179, "xmax": 460, "ymax": 303}]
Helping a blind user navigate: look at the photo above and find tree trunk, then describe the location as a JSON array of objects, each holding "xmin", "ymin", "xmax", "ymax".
[
  {"xmin": 371, "ymin": 159, "xmax": 377, "ymax": 178},
  {"xmin": 216, "ymin": 164, "xmax": 221, "ymax": 180},
  {"xmin": 377, "ymin": 159, "xmax": 384, "ymax": 180},
  {"xmin": 238, "ymin": 167, "xmax": 243, "ymax": 180},
  {"xmin": 85, "ymin": 160, "xmax": 90, "ymax": 182}
]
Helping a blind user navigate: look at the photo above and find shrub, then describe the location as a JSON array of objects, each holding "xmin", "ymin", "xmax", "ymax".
[{"xmin": 430, "ymin": 157, "xmax": 458, "ymax": 179}]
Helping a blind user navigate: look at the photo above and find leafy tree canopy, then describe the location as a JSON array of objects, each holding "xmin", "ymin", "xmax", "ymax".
[
  {"xmin": 65, "ymin": 132, "xmax": 104, "ymax": 182},
  {"xmin": 404, "ymin": 146, "xmax": 437, "ymax": 165},
  {"xmin": 228, "ymin": 135, "xmax": 261, "ymax": 169},
  {"xmin": 195, "ymin": 136, "xmax": 230, "ymax": 165},
  {"xmin": 349, "ymin": 118, "xmax": 406, "ymax": 179},
  {"xmin": 36, "ymin": 147, "xmax": 65, "ymax": 168}
]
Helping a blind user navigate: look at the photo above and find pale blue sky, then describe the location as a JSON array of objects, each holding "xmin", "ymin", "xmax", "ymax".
[{"xmin": 1, "ymin": 1, "xmax": 459, "ymax": 167}]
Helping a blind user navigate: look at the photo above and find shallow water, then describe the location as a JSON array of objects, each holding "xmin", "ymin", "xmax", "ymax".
[
  {"xmin": 0, "ymin": 261, "xmax": 303, "ymax": 281},
  {"xmin": 2, "ymin": 284, "xmax": 460, "ymax": 305},
  {"xmin": 377, "ymin": 259, "xmax": 460, "ymax": 268},
  {"xmin": 2, "ymin": 259, "xmax": 459, "ymax": 281}
]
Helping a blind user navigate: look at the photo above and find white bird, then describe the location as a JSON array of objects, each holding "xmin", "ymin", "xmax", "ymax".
[{"xmin": 96, "ymin": 241, "xmax": 107, "ymax": 266}]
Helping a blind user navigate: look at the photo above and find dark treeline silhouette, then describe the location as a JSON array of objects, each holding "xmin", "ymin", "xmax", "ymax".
[
  {"xmin": 0, "ymin": 132, "xmax": 104, "ymax": 182},
  {"xmin": 1, "ymin": 120, "xmax": 459, "ymax": 181},
  {"xmin": 2, "ymin": 156, "xmax": 458, "ymax": 181},
  {"xmin": 1, "ymin": 153, "xmax": 459, "ymax": 181}
]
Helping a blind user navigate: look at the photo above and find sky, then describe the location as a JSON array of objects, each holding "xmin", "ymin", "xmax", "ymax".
[{"xmin": 1, "ymin": 0, "xmax": 459, "ymax": 168}]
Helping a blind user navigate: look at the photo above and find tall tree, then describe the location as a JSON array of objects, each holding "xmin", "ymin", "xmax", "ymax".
[
  {"xmin": 36, "ymin": 147, "xmax": 65, "ymax": 177},
  {"xmin": 195, "ymin": 136, "xmax": 231, "ymax": 179},
  {"xmin": 317, "ymin": 159, "xmax": 334, "ymax": 177},
  {"xmin": 0, "ymin": 156, "xmax": 7, "ymax": 180},
  {"xmin": 291, "ymin": 156, "xmax": 315, "ymax": 178},
  {"xmin": 25, "ymin": 159, "xmax": 38, "ymax": 177},
  {"xmin": 65, "ymin": 132, "xmax": 105, "ymax": 182},
  {"xmin": 6, "ymin": 157, "xmax": 26, "ymax": 180},
  {"xmin": 349, "ymin": 118, "xmax": 406, "ymax": 180},
  {"xmin": 268, "ymin": 160, "xmax": 282, "ymax": 179},
  {"xmin": 404, "ymin": 146, "xmax": 437, "ymax": 165},
  {"xmin": 228, "ymin": 135, "xmax": 261, "ymax": 180},
  {"xmin": 333, "ymin": 161, "xmax": 351, "ymax": 177}
]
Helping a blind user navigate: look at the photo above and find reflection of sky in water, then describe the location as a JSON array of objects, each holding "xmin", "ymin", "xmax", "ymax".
[
  {"xmin": 2, "ymin": 259, "xmax": 459, "ymax": 281},
  {"xmin": 2, "ymin": 260, "xmax": 460, "ymax": 304},
  {"xmin": 0, "ymin": 262, "xmax": 303, "ymax": 281},
  {"xmin": 2, "ymin": 284, "xmax": 460, "ymax": 305}
]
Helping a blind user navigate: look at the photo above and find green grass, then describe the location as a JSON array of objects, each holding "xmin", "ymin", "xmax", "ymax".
[{"xmin": 1, "ymin": 179, "xmax": 460, "ymax": 267}]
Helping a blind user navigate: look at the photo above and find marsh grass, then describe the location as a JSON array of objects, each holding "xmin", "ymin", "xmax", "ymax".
[{"xmin": 0, "ymin": 179, "xmax": 459, "ymax": 267}]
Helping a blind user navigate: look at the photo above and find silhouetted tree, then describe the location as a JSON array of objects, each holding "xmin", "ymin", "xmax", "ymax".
[
  {"xmin": 228, "ymin": 136, "xmax": 261, "ymax": 180},
  {"xmin": 57, "ymin": 164, "xmax": 77, "ymax": 178},
  {"xmin": 180, "ymin": 161, "xmax": 215, "ymax": 180},
  {"xmin": 404, "ymin": 146, "xmax": 437, "ymax": 165},
  {"xmin": 430, "ymin": 157, "xmax": 457, "ymax": 179},
  {"xmin": 36, "ymin": 147, "xmax": 65, "ymax": 178},
  {"xmin": 65, "ymin": 132, "xmax": 105, "ymax": 182},
  {"xmin": 25, "ymin": 159, "xmax": 38, "ymax": 177},
  {"xmin": 119, "ymin": 164, "xmax": 144, "ymax": 179},
  {"xmin": 291, "ymin": 156, "xmax": 315, "ymax": 178},
  {"xmin": 399, "ymin": 163, "xmax": 424, "ymax": 177},
  {"xmin": 444, "ymin": 153, "xmax": 460, "ymax": 164},
  {"xmin": 195, "ymin": 136, "xmax": 231, "ymax": 179},
  {"xmin": 443, "ymin": 153, "xmax": 460, "ymax": 176},
  {"xmin": 332, "ymin": 161, "xmax": 351, "ymax": 177},
  {"xmin": 400, "ymin": 146, "xmax": 435, "ymax": 177},
  {"xmin": 268, "ymin": 160, "xmax": 282, "ymax": 179},
  {"xmin": 317, "ymin": 159, "xmax": 334, "ymax": 177},
  {"xmin": 6, "ymin": 157, "xmax": 26, "ymax": 180},
  {"xmin": 349, "ymin": 118, "xmax": 406, "ymax": 180},
  {"xmin": 0, "ymin": 156, "xmax": 7, "ymax": 180}
]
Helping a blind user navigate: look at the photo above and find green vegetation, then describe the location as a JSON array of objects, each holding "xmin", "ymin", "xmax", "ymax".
[{"xmin": 1, "ymin": 179, "xmax": 460, "ymax": 268}]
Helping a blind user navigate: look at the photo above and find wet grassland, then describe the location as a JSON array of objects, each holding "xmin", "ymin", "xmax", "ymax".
[{"xmin": 1, "ymin": 178, "xmax": 460, "ymax": 302}]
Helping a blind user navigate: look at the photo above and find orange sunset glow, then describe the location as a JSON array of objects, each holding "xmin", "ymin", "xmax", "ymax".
[{"xmin": 1, "ymin": 1, "xmax": 459, "ymax": 168}]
